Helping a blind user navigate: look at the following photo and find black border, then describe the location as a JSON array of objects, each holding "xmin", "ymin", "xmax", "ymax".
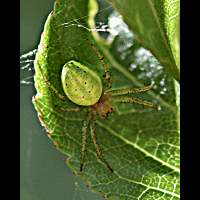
[
  {"xmin": 181, "ymin": 0, "xmax": 200, "ymax": 199},
  {"xmin": 1, "ymin": 0, "xmax": 19, "ymax": 199}
]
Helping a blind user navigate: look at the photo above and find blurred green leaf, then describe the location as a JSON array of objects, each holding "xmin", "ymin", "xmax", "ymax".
[
  {"xmin": 107, "ymin": 0, "xmax": 180, "ymax": 81},
  {"xmin": 33, "ymin": 0, "xmax": 180, "ymax": 199}
]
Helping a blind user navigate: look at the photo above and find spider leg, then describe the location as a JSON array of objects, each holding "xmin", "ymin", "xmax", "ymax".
[
  {"xmin": 37, "ymin": 63, "xmax": 66, "ymax": 101},
  {"xmin": 89, "ymin": 113, "xmax": 113, "ymax": 172},
  {"xmin": 54, "ymin": 105, "xmax": 81, "ymax": 112},
  {"xmin": 86, "ymin": 39, "xmax": 112, "ymax": 90},
  {"xmin": 37, "ymin": 63, "xmax": 80, "ymax": 112},
  {"xmin": 112, "ymin": 96, "xmax": 158, "ymax": 109},
  {"xmin": 106, "ymin": 85, "xmax": 153, "ymax": 96},
  {"xmin": 80, "ymin": 115, "xmax": 90, "ymax": 171}
]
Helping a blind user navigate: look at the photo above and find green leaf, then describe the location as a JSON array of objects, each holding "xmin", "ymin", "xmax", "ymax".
[
  {"xmin": 33, "ymin": 0, "xmax": 180, "ymax": 199},
  {"xmin": 164, "ymin": 0, "xmax": 180, "ymax": 71},
  {"xmin": 107, "ymin": 0, "xmax": 180, "ymax": 81}
]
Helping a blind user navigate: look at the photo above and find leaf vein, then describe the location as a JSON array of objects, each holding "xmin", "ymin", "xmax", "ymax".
[{"xmin": 97, "ymin": 120, "xmax": 180, "ymax": 173}]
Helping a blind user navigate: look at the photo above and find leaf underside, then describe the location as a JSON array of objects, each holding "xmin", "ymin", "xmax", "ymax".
[{"xmin": 33, "ymin": 0, "xmax": 180, "ymax": 199}]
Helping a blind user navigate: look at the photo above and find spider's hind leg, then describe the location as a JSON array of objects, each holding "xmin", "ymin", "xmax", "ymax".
[
  {"xmin": 80, "ymin": 114, "xmax": 90, "ymax": 172},
  {"xmin": 89, "ymin": 113, "xmax": 113, "ymax": 172}
]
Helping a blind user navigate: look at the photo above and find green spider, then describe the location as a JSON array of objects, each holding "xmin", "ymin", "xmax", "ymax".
[{"xmin": 37, "ymin": 42, "xmax": 158, "ymax": 172}]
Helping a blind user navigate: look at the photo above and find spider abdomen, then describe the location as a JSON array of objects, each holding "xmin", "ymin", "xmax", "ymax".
[{"xmin": 61, "ymin": 60, "xmax": 103, "ymax": 106}]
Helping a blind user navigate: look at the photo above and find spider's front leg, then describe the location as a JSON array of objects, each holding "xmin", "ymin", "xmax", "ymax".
[
  {"xmin": 86, "ymin": 38, "xmax": 112, "ymax": 90},
  {"xmin": 112, "ymin": 96, "xmax": 158, "ymax": 109},
  {"xmin": 107, "ymin": 85, "xmax": 158, "ymax": 109},
  {"xmin": 106, "ymin": 84, "xmax": 153, "ymax": 96}
]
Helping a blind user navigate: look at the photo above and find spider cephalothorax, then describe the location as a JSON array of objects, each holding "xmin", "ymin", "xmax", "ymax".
[
  {"xmin": 38, "ymin": 44, "xmax": 158, "ymax": 172},
  {"xmin": 91, "ymin": 92, "xmax": 113, "ymax": 119}
]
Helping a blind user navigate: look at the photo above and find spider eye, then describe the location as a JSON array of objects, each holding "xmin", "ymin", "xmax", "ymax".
[{"xmin": 61, "ymin": 60, "xmax": 102, "ymax": 106}]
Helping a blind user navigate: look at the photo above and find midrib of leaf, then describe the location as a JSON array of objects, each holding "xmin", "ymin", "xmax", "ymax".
[{"xmin": 97, "ymin": 120, "xmax": 180, "ymax": 174}]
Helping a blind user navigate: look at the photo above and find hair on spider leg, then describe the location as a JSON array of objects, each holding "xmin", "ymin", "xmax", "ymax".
[
  {"xmin": 99, "ymin": 55, "xmax": 104, "ymax": 61},
  {"xmin": 89, "ymin": 120, "xmax": 114, "ymax": 173},
  {"xmin": 106, "ymin": 84, "xmax": 154, "ymax": 96},
  {"xmin": 54, "ymin": 105, "xmax": 81, "ymax": 112},
  {"xmin": 37, "ymin": 62, "xmax": 84, "ymax": 114},
  {"xmin": 84, "ymin": 37, "xmax": 112, "ymax": 88},
  {"xmin": 79, "ymin": 114, "xmax": 90, "ymax": 172},
  {"xmin": 78, "ymin": 110, "xmax": 114, "ymax": 172},
  {"xmin": 112, "ymin": 95, "xmax": 159, "ymax": 110},
  {"xmin": 37, "ymin": 63, "xmax": 66, "ymax": 101}
]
